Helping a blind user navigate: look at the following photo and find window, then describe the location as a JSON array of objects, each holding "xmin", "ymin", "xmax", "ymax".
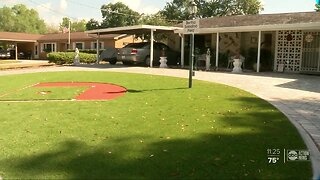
[
  {"xmin": 74, "ymin": 42, "xmax": 84, "ymax": 50},
  {"xmin": 41, "ymin": 43, "xmax": 56, "ymax": 53},
  {"xmin": 91, "ymin": 42, "xmax": 104, "ymax": 49}
]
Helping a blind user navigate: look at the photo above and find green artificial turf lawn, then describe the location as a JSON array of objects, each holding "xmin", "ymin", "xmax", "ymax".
[
  {"xmin": 0, "ymin": 71, "xmax": 312, "ymax": 179},
  {"xmin": 0, "ymin": 86, "xmax": 88, "ymax": 100}
]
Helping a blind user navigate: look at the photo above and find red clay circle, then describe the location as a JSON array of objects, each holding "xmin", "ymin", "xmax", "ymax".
[{"xmin": 34, "ymin": 82, "xmax": 127, "ymax": 101}]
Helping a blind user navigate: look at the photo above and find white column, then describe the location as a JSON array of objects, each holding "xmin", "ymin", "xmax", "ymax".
[
  {"xmin": 215, "ymin": 32, "xmax": 220, "ymax": 68},
  {"xmin": 181, "ymin": 34, "xmax": 185, "ymax": 67},
  {"xmin": 15, "ymin": 43, "xmax": 18, "ymax": 61},
  {"xmin": 150, "ymin": 29, "xmax": 154, "ymax": 68},
  {"xmin": 257, "ymin": 31, "xmax": 262, "ymax": 73}
]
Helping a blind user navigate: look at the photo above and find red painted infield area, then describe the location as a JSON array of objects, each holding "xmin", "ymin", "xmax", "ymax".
[{"xmin": 34, "ymin": 82, "xmax": 127, "ymax": 101}]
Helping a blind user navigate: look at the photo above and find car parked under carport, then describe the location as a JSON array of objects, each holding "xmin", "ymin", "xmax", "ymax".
[{"xmin": 117, "ymin": 42, "xmax": 180, "ymax": 66}]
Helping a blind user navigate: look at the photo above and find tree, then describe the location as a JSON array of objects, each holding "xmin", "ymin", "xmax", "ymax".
[
  {"xmin": 46, "ymin": 24, "xmax": 60, "ymax": 34},
  {"xmin": 159, "ymin": 0, "xmax": 193, "ymax": 21},
  {"xmin": 139, "ymin": 13, "xmax": 173, "ymax": 26},
  {"xmin": 59, "ymin": 17, "xmax": 87, "ymax": 32},
  {"xmin": 100, "ymin": 2, "xmax": 140, "ymax": 28},
  {"xmin": 160, "ymin": 0, "xmax": 264, "ymax": 21},
  {"xmin": 0, "ymin": 4, "xmax": 47, "ymax": 34},
  {"xmin": 59, "ymin": 17, "xmax": 71, "ymax": 32},
  {"xmin": 86, "ymin": 18, "xmax": 100, "ymax": 30},
  {"xmin": 72, "ymin": 19, "xmax": 87, "ymax": 32},
  {"xmin": 204, "ymin": 0, "xmax": 263, "ymax": 16}
]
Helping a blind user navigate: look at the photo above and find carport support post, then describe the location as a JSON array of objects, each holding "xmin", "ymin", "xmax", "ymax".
[
  {"xmin": 150, "ymin": 29, "xmax": 155, "ymax": 68},
  {"xmin": 15, "ymin": 43, "xmax": 18, "ymax": 61},
  {"xmin": 96, "ymin": 33, "xmax": 100, "ymax": 64},
  {"xmin": 181, "ymin": 34, "xmax": 185, "ymax": 67},
  {"xmin": 215, "ymin": 32, "xmax": 219, "ymax": 68},
  {"xmin": 257, "ymin": 31, "xmax": 262, "ymax": 72}
]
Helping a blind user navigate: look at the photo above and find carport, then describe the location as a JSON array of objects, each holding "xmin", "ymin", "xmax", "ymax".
[
  {"xmin": 85, "ymin": 25, "xmax": 183, "ymax": 67},
  {"xmin": 0, "ymin": 32, "xmax": 42, "ymax": 60}
]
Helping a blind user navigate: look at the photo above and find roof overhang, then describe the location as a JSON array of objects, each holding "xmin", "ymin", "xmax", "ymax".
[
  {"xmin": 86, "ymin": 25, "xmax": 183, "ymax": 35},
  {"xmin": 175, "ymin": 22, "xmax": 320, "ymax": 34},
  {"xmin": 0, "ymin": 39, "xmax": 37, "ymax": 43}
]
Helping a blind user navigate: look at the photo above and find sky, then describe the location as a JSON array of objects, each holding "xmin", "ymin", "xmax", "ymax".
[{"xmin": 0, "ymin": 0, "xmax": 317, "ymax": 27}]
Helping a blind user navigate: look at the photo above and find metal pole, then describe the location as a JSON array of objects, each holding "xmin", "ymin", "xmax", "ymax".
[
  {"xmin": 189, "ymin": 33, "xmax": 194, "ymax": 88},
  {"xmin": 68, "ymin": 20, "xmax": 71, "ymax": 47},
  {"xmin": 188, "ymin": 0, "xmax": 197, "ymax": 88},
  {"xmin": 215, "ymin": 32, "xmax": 219, "ymax": 68},
  {"xmin": 181, "ymin": 34, "xmax": 185, "ymax": 67},
  {"xmin": 257, "ymin": 31, "xmax": 262, "ymax": 72},
  {"xmin": 150, "ymin": 29, "xmax": 154, "ymax": 68}
]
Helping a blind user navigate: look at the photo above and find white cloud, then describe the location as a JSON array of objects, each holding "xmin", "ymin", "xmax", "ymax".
[
  {"xmin": 34, "ymin": 2, "xmax": 63, "ymax": 26},
  {"xmin": 0, "ymin": 0, "xmax": 19, "ymax": 5},
  {"xmin": 141, "ymin": 6, "xmax": 160, "ymax": 15},
  {"xmin": 59, "ymin": 0, "xmax": 68, "ymax": 11},
  {"xmin": 45, "ymin": 15, "xmax": 63, "ymax": 27},
  {"xmin": 35, "ymin": 2, "xmax": 52, "ymax": 15}
]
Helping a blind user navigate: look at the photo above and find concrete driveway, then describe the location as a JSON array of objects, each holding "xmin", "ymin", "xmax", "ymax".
[{"xmin": 0, "ymin": 65, "xmax": 319, "ymax": 177}]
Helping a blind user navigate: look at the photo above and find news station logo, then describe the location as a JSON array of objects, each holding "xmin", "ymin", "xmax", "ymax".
[
  {"xmin": 286, "ymin": 150, "xmax": 310, "ymax": 162},
  {"xmin": 267, "ymin": 149, "xmax": 310, "ymax": 164}
]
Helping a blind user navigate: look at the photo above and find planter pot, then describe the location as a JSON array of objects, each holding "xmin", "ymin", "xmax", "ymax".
[{"xmin": 232, "ymin": 59, "xmax": 243, "ymax": 73}]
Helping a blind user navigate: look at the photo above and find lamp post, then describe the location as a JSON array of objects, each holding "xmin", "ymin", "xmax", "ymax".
[{"xmin": 188, "ymin": 0, "xmax": 197, "ymax": 88}]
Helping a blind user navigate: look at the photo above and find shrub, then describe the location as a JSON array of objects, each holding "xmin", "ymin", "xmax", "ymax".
[
  {"xmin": 47, "ymin": 52, "xmax": 96, "ymax": 65},
  {"xmin": 66, "ymin": 49, "xmax": 104, "ymax": 54}
]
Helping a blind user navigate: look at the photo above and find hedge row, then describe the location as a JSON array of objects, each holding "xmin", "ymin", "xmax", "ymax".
[
  {"xmin": 47, "ymin": 52, "xmax": 96, "ymax": 65},
  {"xmin": 66, "ymin": 49, "xmax": 104, "ymax": 54}
]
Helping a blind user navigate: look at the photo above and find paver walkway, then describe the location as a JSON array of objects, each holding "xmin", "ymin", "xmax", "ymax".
[{"xmin": 0, "ymin": 64, "xmax": 319, "ymax": 177}]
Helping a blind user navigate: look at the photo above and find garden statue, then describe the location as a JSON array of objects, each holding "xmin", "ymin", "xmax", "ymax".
[
  {"xmin": 159, "ymin": 48, "xmax": 168, "ymax": 68},
  {"xmin": 231, "ymin": 50, "xmax": 245, "ymax": 73},
  {"xmin": 74, "ymin": 48, "xmax": 80, "ymax": 65},
  {"xmin": 205, "ymin": 48, "xmax": 211, "ymax": 71}
]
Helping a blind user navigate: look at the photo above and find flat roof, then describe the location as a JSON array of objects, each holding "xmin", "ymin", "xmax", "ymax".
[
  {"xmin": 85, "ymin": 25, "xmax": 183, "ymax": 35},
  {"xmin": 176, "ymin": 11, "xmax": 320, "ymax": 34}
]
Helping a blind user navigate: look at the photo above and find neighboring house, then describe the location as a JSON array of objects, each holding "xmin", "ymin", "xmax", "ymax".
[
  {"xmin": 0, "ymin": 31, "xmax": 137, "ymax": 60},
  {"xmin": 175, "ymin": 11, "xmax": 320, "ymax": 74}
]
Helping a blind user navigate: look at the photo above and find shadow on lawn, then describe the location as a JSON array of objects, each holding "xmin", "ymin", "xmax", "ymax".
[
  {"xmin": 5, "ymin": 134, "xmax": 311, "ymax": 179},
  {"xmin": 1, "ymin": 97, "xmax": 312, "ymax": 179}
]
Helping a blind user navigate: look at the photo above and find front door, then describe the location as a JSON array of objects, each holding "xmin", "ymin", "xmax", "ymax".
[{"xmin": 301, "ymin": 32, "xmax": 320, "ymax": 73}]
